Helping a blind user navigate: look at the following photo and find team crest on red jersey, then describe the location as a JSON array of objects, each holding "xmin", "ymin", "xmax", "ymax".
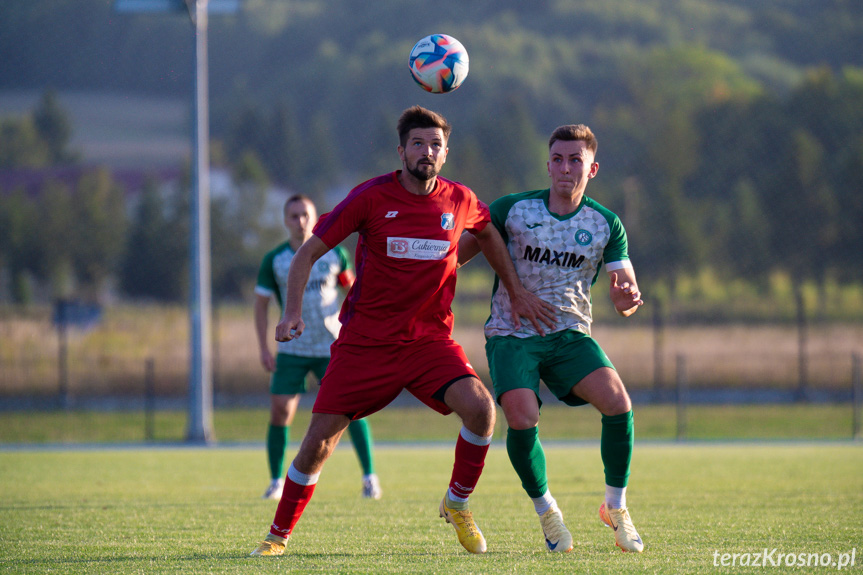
[{"xmin": 441, "ymin": 213, "xmax": 455, "ymax": 230}]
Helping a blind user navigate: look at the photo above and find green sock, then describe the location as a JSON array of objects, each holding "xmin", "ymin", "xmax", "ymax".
[
  {"xmin": 347, "ymin": 418, "xmax": 375, "ymax": 475},
  {"xmin": 266, "ymin": 424, "xmax": 288, "ymax": 480},
  {"xmin": 601, "ymin": 410, "xmax": 634, "ymax": 488},
  {"xmin": 506, "ymin": 427, "xmax": 548, "ymax": 498}
]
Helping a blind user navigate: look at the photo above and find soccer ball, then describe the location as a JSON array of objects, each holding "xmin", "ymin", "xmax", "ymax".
[{"xmin": 408, "ymin": 34, "xmax": 469, "ymax": 93}]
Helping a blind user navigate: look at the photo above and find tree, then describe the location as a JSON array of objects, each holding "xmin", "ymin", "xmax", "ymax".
[
  {"xmin": 69, "ymin": 169, "xmax": 127, "ymax": 298},
  {"xmin": 120, "ymin": 180, "xmax": 187, "ymax": 301},
  {"xmin": 0, "ymin": 189, "xmax": 39, "ymax": 303},
  {"xmin": 599, "ymin": 44, "xmax": 763, "ymax": 279},
  {"xmin": 835, "ymin": 134, "xmax": 863, "ymax": 281},
  {"xmin": 0, "ymin": 117, "xmax": 49, "ymax": 168},
  {"xmin": 33, "ymin": 90, "xmax": 76, "ymax": 164},
  {"xmin": 459, "ymin": 95, "xmax": 546, "ymax": 206},
  {"xmin": 211, "ymin": 152, "xmax": 282, "ymax": 300},
  {"xmin": 34, "ymin": 180, "xmax": 75, "ymax": 297},
  {"xmin": 262, "ymin": 101, "xmax": 305, "ymax": 188}
]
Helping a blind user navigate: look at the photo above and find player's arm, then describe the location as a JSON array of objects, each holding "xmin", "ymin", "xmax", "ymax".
[
  {"xmin": 457, "ymin": 232, "xmax": 482, "ymax": 268},
  {"xmin": 608, "ymin": 265, "xmax": 643, "ymax": 317},
  {"xmin": 254, "ymin": 294, "xmax": 276, "ymax": 372},
  {"xmin": 275, "ymin": 235, "xmax": 330, "ymax": 342},
  {"xmin": 472, "ymin": 223, "xmax": 557, "ymax": 334}
]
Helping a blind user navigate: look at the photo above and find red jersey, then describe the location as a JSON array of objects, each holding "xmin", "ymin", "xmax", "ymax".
[{"xmin": 314, "ymin": 171, "xmax": 490, "ymax": 342}]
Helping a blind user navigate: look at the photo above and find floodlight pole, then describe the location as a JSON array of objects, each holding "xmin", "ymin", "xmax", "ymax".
[
  {"xmin": 186, "ymin": 0, "xmax": 215, "ymax": 444},
  {"xmin": 114, "ymin": 0, "xmax": 241, "ymax": 445}
]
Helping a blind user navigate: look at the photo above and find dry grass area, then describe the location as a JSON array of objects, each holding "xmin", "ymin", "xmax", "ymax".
[
  {"xmin": 456, "ymin": 322, "xmax": 863, "ymax": 391},
  {"xmin": 2, "ymin": 303, "xmax": 862, "ymax": 397}
]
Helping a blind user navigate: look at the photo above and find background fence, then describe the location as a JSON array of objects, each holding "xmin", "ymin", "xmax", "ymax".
[{"xmin": 1, "ymin": 299, "xmax": 861, "ymax": 442}]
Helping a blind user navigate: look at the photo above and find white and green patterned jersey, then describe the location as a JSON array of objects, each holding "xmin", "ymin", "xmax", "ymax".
[
  {"xmin": 484, "ymin": 189, "xmax": 632, "ymax": 338},
  {"xmin": 255, "ymin": 241, "xmax": 352, "ymax": 357}
]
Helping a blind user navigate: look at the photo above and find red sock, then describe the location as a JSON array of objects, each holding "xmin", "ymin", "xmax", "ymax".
[
  {"xmin": 269, "ymin": 479, "xmax": 316, "ymax": 538},
  {"xmin": 448, "ymin": 430, "xmax": 490, "ymax": 500}
]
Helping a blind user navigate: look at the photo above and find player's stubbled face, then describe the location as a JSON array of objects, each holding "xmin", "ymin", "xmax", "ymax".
[{"xmin": 401, "ymin": 127, "xmax": 448, "ymax": 181}]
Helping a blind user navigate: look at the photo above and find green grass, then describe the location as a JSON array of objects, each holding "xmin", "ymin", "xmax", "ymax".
[
  {"xmin": 1, "ymin": 404, "xmax": 859, "ymax": 444},
  {"xmin": 0, "ymin": 444, "xmax": 860, "ymax": 574}
]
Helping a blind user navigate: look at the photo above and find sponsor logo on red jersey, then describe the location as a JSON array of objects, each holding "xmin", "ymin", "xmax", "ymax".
[{"xmin": 387, "ymin": 237, "xmax": 450, "ymax": 260}]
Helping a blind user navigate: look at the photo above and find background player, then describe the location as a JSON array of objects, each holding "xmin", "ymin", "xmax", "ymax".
[
  {"xmin": 254, "ymin": 195, "xmax": 381, "ymax": 502},
  {"xmin": 459, "ymin": 124, "xmax": 645, "ymax": 553},
  {"xmin": 250, "ymin": 106, "xmax": 553, "ymax": 557}
]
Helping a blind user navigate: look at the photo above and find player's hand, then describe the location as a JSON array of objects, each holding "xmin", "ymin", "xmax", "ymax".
[
  {"xmin": 509, "ymin": 286, "xmax": 557, "ymax": 336},
  {"xmin": 260, "ymin": 348, "xmax": 276, "ymax": 372},
  {"xmin": 610, "ymin": 272, "xmax": 643, "ymax": 315},
  {"xmin": 275, "ymin": 315, "xmax": 304, "ymax": 342}
]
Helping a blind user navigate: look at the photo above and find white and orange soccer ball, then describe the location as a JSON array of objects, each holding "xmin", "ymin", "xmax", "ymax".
[{"xmin": 408, "ymin": 34, "xmax": 469, "ymax": 93}]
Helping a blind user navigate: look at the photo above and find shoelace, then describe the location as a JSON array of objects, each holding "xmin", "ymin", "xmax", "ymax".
[
  {"xmin": 450, "ymin": 509, "xmax": 479, "ymax": 537},
  {"xmin": 543, "ymin": 511, "xmax": 568, "ymax": 540},
  {"xmin": 614, "ymin": 510, "xmax": 639, "ymax": 538}
]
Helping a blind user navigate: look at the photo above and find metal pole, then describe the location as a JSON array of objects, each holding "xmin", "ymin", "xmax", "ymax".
[
  {"xmin": 653, "ymin": 298, "xmax": 664, "ymax": 402},
  {"xmin": 676, "ymin": 354, "xmax": 687, "ymax": 441},
  {"xmin": 57, "ymin": 300, "xmax": 70, "ymax": 409},
  {"xmin": 795, "ymin": 286, "xmax": 808, "ymax": 402},
  {"xmin": 853, "ymin": 352, "xmax": 861, "ymax": 441},
  {"xmin": 145, "ymin": 357, "xmax": 156, "ymax": 441},
  {"xmin": 212, "ymin": 299, "xmax": 219, "ymax": 399},
  {"xmin": 185, "ymin": 0, "xmax": 215, "ymax": 443}
]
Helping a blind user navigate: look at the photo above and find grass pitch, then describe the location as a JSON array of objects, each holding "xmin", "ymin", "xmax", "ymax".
[
  {"xmin": 1, "ymin": 403, "xmax": 859, "ymax": 444},
  {"xmin": 1, "ymin": 443, "xmax": 860, "ymax": 574}
]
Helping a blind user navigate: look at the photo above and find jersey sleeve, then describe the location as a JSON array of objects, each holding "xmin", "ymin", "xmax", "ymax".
[
  {"xmin": 314, "ymin": 176, "xmax": 385, "ymax": 248},
  {"xmin": 254, "ymin": 250, "xmax": 277, "ymax": 297},
  {"xmin": 603, "ymin": 213, "xmax": 631, "ymax": 270},
  {"xmin": 463, "ymin": 191, "xmax": 490, "ymax": 234},
  {"xmin": 333, "ymin": 245, "xmax": 355, "ymax": 287},
  {"xmin": 333, "ymin": 245, "xmax": 352, "ymax": 274},
  {"xmin": 487, "ymin": 192, "xmax": 526, "ymax": 245}
]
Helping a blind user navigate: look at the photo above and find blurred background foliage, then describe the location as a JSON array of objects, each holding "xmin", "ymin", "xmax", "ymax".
[{"xmin": 0, "ymin": 0, "xmax": 862, "ymax": 321}]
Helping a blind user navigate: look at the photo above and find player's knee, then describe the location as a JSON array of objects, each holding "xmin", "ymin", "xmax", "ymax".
[
  {"xmin": 449, "ymin": 378, "xmax": 495, "ymax": 435},
  {"xmin": 271, "ymin": 406, "xmax": 290, "ymax": 424},
  {"xmin": 601, "ymin": 385, "xmax": 631, "ymax": 416},
  {"xmin": 504, "ymin": 410, "xmax": 538, "ymax": 430},
  {"xmin": 470, "ymin": 378, "xmax": 495, "ymax": 410},
  {"xmin": 472, "ymin": 385, "xmax": 496, "ymax": 434}
]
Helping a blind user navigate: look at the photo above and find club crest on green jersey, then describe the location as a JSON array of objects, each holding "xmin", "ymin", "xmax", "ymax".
[{"xmin": 575, "ymin": 229, "xmax": 593, "ymax": 246}]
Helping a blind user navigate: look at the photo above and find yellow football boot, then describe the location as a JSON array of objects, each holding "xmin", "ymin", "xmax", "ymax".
[
  {"xmin": 249, "ymin": 533, "xmax": 288, "ymax": 556},
  {"xmin": 439, "ymin": 497, "xmax": 487, "ymax": 554}
]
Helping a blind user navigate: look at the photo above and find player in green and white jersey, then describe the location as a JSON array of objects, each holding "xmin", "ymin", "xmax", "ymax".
[
  {"xmin": 254, "ymin": 195, "xmax": 380, "ymax": 501},
  {"xmin": 459, "ymin": 124, "xmax": 645, "ymax": 553}
]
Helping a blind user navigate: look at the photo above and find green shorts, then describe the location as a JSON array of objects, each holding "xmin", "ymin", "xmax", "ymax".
[
  {"xmin": 485, "ymin": 330, "xmax": 615, "ymax": 407},
  {"xmin": 270, "ymin": 353, "xmax": 330, "ymax": 395}
]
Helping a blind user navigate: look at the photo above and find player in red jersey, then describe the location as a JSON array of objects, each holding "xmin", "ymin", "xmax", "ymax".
[{"xmin": 250, "ymin": 106, "xmax": 555, "ymax": 557}]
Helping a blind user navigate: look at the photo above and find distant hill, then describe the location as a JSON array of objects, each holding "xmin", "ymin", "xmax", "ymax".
[{"xmin": 2, "ymin": 1, "xmax": 861, "ymax": 173}]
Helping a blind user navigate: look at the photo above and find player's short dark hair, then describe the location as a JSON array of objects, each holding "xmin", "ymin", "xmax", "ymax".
[
  {"xmin": 397, "ymin": 106, "xmax": 452, "ymax": 148},
  {"xmin": 548, "ymin": 124, "xmax": 598, "ymax": 155},
  {"xmin": 284, "ymin": 194, "xmax": 313, "ymax": 214}
]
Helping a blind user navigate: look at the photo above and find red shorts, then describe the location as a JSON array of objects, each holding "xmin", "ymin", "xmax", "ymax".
[{"xmin": 313, "ymin": 330, "xmax": 479, "ymax": 419}]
